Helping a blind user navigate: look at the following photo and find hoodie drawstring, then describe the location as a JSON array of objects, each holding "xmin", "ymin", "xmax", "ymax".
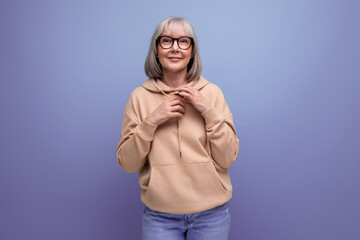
[
  {"xmin": 153, "ymin": 81, "xmax": 183, "ymax": 159},
  {"xmin": 177, "ymin": 119, "xmax": 182, "ymax": 158}
]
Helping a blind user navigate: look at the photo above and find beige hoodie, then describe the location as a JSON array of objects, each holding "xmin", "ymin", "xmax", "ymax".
[{"xmin": 116, "ymin": 76, "xmax": 239, "ymax": 214}]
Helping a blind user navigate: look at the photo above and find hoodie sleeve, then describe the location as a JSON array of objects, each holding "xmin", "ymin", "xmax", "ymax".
[
  {"xmin": 116, "ymin": 92, "xmax": 157, "ymax": 173},
  {"xmin": 201, "ymin": 86, "xmax": 239, "ymax": 169}
]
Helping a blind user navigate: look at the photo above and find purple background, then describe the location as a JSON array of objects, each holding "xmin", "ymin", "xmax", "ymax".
[{"xmin": 1, "ymin": 0, "xmax": 359, "ymax": 239}]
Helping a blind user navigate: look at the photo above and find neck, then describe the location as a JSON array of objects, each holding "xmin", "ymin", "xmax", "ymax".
[{"xmin": 161, "ymin": 70, "xmax": 188, "ymax": 89}]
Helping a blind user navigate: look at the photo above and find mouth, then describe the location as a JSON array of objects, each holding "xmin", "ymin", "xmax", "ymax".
[{"xmin": 168, "ymin": 57, "xmax": 182, "ymax": 61}]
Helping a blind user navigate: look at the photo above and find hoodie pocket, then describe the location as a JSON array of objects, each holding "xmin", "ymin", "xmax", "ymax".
[
  {"xmin": 145, "ymin": 161, "xmax": 231, "ymax": 213},
  {"xmin": 208, "ymin": 161, "xmax": 229, "ymax": 194}
]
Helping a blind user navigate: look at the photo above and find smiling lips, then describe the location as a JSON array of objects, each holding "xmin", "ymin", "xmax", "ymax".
[{"xmin": 168, "ymin": 57, "xmax": 182, "ymax": 61}]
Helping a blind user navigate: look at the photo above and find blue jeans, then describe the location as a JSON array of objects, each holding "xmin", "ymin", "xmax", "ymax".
[{"xmin": 142, "ymin": 202, "xmax": 231, "ymax": 240}]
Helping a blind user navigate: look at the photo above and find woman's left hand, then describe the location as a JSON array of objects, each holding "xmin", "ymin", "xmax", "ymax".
[{"xmin": 176, "ymin": 85, "xmax": 210, "ymax": 113}]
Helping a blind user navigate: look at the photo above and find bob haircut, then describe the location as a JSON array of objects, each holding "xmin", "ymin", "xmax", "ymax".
[{"xmin": 145, "ymin": 17, "xmax": 202, "ymax": 82}]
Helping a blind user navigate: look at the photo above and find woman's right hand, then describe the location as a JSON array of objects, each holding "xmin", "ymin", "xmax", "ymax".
[{"xmin": 146, "ymin": 97, "xmax": 185, "ymax": 126}]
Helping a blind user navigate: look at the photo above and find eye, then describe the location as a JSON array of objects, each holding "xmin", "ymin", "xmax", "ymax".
[
  {"xmin": 161, "ymin": 37, "xmax": 172, "ymax": 43},
  {"xmin": 180, "ymin": 38, "xmax": 190, "ymax": 43}
]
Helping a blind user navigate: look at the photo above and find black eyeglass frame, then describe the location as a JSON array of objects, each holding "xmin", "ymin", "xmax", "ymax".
[{"xmin": 156, "ymin": 36, "xmax": 194, "ymax": 50}]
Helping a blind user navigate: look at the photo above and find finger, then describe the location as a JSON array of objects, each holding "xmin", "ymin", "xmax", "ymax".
[
  {"xmin": 169, "ymin": 98, "xmax": 185, "ymax": 107},
  {"xmin": 169, "ymin": 112, "xmax": 183, "ymax": 118},
  {"xmin": 179, "ymin": 87, "xmax": 197, "ymax": 97},
  {"xmin": 171, "ymin": 105, "xmax": 185, "ymax": 113},
  {"xmin": 176, "ymin": 87, "xmax": 191, "ymax": 94},
  {"xmin": 178, "ymin": 91, "xmax": 192, "ymax": 102},
  {"xmin": 167, "ymin": 97, "xmax": 182, "ymax": 102},
  {"xmin": 182, "ymin": 85, "xmax": 195, "ymax": 91},
  {"xmin": 167, "ymin": 97, "xmax": 184, "ymax": 102},
  {"xmin": 176, "ymin": 87, "xmax": 190, "ymax": 92},
  {"xmin": 178, "ymin": 91, "xmax": 192, "ymax": 97}
]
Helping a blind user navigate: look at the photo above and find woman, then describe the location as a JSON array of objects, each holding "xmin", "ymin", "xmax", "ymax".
[{"xmin": 116, "ymin": 17, "xmax": 239, "ymax": 240}]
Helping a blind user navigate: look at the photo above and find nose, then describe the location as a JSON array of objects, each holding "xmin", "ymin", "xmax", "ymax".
[{"xmin": 171, "ymin": 39, "xmax": 179, "ymax": 51}]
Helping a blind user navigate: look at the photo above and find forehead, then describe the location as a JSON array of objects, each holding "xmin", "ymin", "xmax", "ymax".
[{"xmin": 161, "ymin": 22, "xmax": 190, "ymax": 36}]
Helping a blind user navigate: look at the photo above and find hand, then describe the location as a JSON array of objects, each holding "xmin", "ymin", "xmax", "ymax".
[
  {"xmin": 176, "ymin": 85, "xmax": 210, "ymax": 113},
  {"xmin": 146, "ymin": 97, "xmax": 185, "ymax": 126}
]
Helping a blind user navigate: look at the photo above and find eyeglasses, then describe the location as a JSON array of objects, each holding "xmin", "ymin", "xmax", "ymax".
[{"xmin": 157, "ymin": 36, "xmax": 193, "ymax": 50}]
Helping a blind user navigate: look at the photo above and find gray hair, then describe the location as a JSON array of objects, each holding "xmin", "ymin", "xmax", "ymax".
[{"xmin": 144, "ymin": 17, "xmax": 202, "ymax": 82}]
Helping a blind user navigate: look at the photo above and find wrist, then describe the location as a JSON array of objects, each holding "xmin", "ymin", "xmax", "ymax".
[
  {"xmin": 200, "ymin": 103, "xmax": 210, "ymax": 113},
  {"xmin": 146, "ymin": 116, "xmax": 156, "ymax": 125}
]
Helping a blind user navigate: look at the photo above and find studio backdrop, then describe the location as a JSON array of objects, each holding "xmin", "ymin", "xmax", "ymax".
[{"xmin": 1, "ymin": 0, "xmax": 359, "ymax": 239}]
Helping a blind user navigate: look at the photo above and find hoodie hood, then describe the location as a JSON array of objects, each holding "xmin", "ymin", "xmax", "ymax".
[{"xmin": 141, "ymin": 75, "xmax": 210, "ymax": 94}]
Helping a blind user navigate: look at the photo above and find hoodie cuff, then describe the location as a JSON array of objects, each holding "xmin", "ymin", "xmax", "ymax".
[
  {"xmin": 137, "ymin": 119, "xmax": 158, "ymax": 140},
  {"xmin": 201, "ymin": 107, "xmax": 222, "ymax": 126}
]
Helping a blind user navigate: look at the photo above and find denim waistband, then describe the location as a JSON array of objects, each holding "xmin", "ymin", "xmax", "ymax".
[{"xmin": 144, "ymin": 201, "xmax": 229, "ymax": 215}]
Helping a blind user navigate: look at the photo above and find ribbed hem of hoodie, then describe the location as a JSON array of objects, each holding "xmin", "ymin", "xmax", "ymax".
[
  {"xmin": 201, "ymin": 107, "xmax": 223, "ymax": 126},
  {"xmin": 137, "ymin": 119, "xmax": 158, "ymax": 140}
]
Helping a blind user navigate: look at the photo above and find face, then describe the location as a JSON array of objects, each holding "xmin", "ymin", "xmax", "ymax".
[{"xmin": 157, "ymin": 24, "xmax": 193, "ymax": 75}]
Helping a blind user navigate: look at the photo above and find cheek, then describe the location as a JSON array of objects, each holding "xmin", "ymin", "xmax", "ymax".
[
  {"xmin": 156, "ymin": 46, "xmax": 164, "ymax": 58},
  {"xmin": 157, "ymin": 51, "xmax": 167, "ymax": 64},
  {"xmin": 186, "ymin": 48, "xmax": 193, "ymax": 59},
  {"xmin": 184, "ymin": 52, "xmax": 192, "ymax": 63},
  {"xmin": 158, "ymin": 55, "xmax": 167, "ymax": 66}
]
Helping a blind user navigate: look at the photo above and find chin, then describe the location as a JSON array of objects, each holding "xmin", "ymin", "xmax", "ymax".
[{"xmin": 164, "ymin": 66, "xmax": 187, "ymax": 73}]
